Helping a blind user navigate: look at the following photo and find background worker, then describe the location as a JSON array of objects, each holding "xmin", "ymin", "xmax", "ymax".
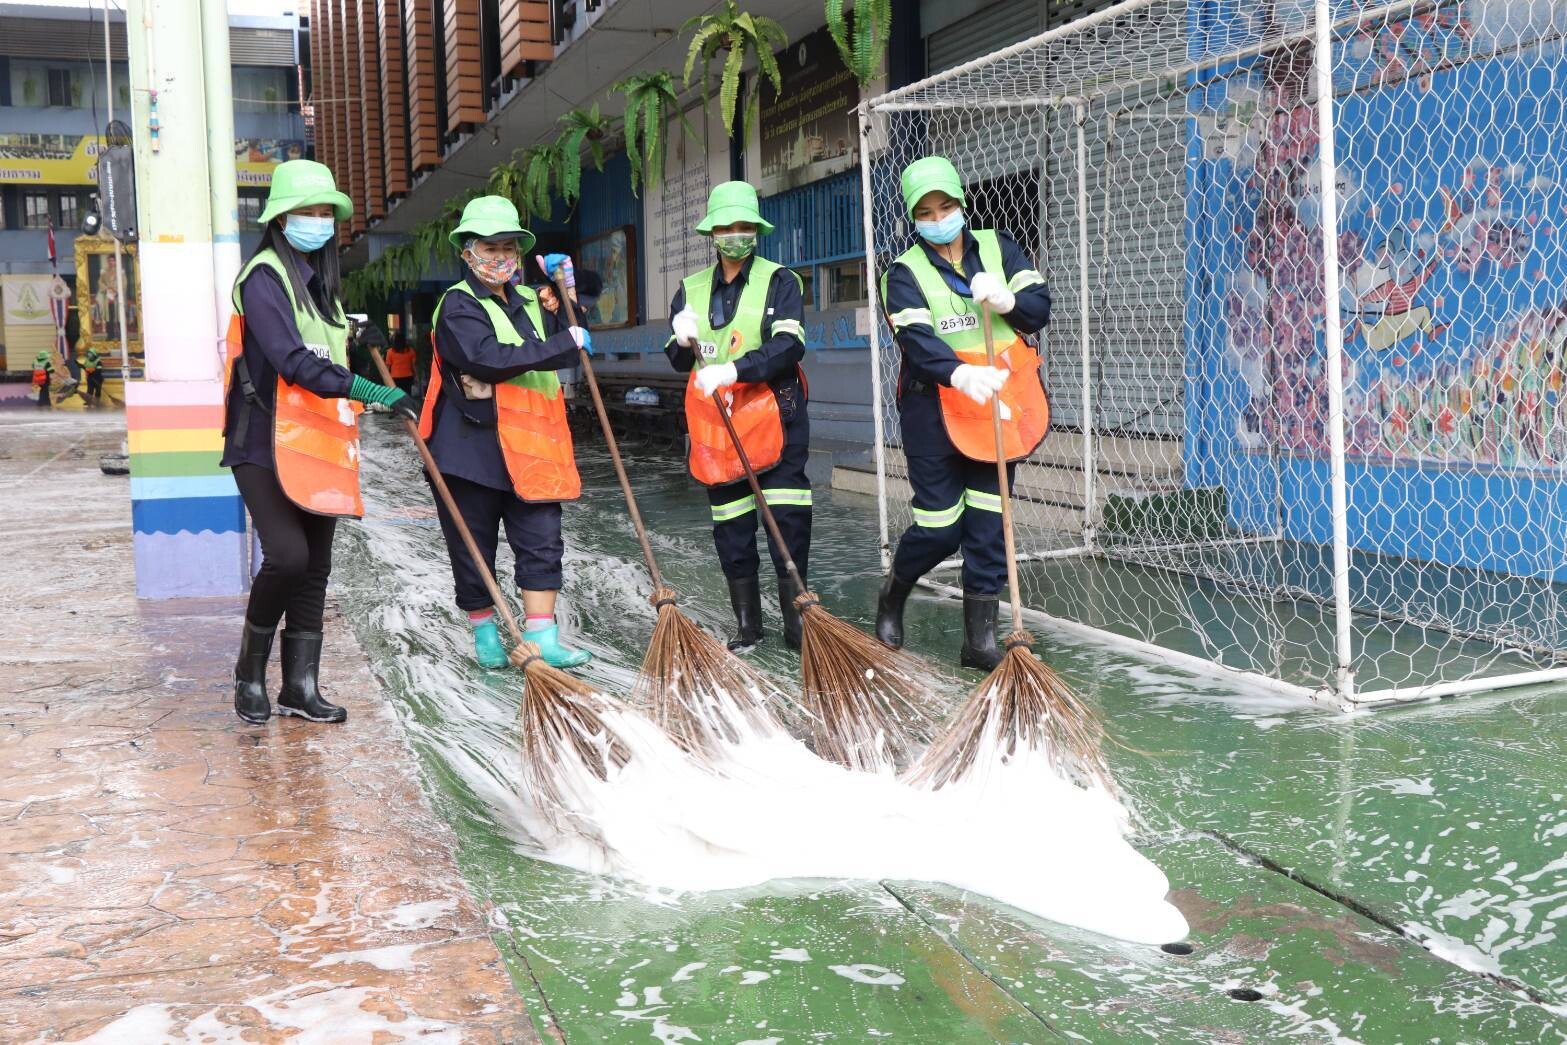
[
  {"xmin": 82, "ymin": 346, "xmax": 104, "ymax": 405},
  {"xmin": 666, "ymin": 181, "xmax": 811, "ymax": 651},
  {"xmin": 31, "ymin": 350, "xmax": 52, "ymax": 407},
  {"xmin": 423, "ymin": 196, "xmax": 593, "ymax": 670},
  {"xmin": 385, "ymin": 332, "xmax": 417, "ymax": 394},
  {"xmin": 873, "ymin": 156, "xmax": 1052, "ymax": 669},
  {"xmin": 222, "ymin": 159, "xmax": 419, "ymax": 726}
]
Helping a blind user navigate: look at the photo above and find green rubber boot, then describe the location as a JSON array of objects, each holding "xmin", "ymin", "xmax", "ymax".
[
  {"xmin": 472, "ymin": 617, "xmax": 509, "ymax": 669},
  {"xmin": 527, "ymin": 623, "xmax": 591, "ymax": 669}
]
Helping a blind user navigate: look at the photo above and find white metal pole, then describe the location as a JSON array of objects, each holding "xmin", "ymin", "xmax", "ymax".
[
  {"xmin": 858, "ymin": 101, "xmax": 892, "ymax": 572},
  {"xmin": 1074, "ymin": 101, "xmax": 1096, "ymax": 546},
  {"xmin": 103, "ymin": 0, "xmax": 131, "ymax": 372},
  {"xmin": 1314, "ymin": 0, "xmax": 1355, "ymax": 702}
]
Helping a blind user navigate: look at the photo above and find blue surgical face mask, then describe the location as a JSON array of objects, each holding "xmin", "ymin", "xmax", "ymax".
[
  {"xmin": 283, "ymin": 214, "xmax": 336, "ymax": 253},
  {"xmin": 916, "ymin": 209, "xmax": 965, "ymax": 245}
]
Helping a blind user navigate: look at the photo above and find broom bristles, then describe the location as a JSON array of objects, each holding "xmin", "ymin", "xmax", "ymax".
[
  {"xmin": 797, "ymin": 597, "xmax": 942, "ymax": 773},
  {"xmin": 905, "ymin": 631, "xmax": 1111, "ymax": 792},
  {"xmin": 633, "ymin": 591, "xmax": 785, "ymax": 758},
  {"xmin": 512, "ymin": 641, "xmax": 634, "ymax": 821}
]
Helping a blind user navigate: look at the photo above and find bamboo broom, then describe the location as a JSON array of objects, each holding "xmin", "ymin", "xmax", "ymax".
[
  {"xmin": 370, "ymin": 347, "xmax": 632, "ymax": 813},
  {"xmin": 904, "ymin": 306, "xmax": 1110, "ymax": 791},
  {"xmin": 709, "ymin": 392, "xmax": 938, "ymax": 772},
  {"xmin": 541, "ymin": 262, "xmax": 783, "ymax": 757}
]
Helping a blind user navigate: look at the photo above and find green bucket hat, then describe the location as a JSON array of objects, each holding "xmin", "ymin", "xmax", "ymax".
[
  {"xmin": 695, "ymin": 181, "xmax": 774, "ymax": 236},
  {"xmin": 258, "ymin": 159, "xmax": 353, "ymax": 226},
  {"xmin": 34, "ymin": 350, "xmax": 50, "ymax": 363},
  {"xmin": 448, "ymin": 195, "xmax": 536, "ymax": 254},
  {"xmin": 899, "ymin": 156, "xmax": 966, "ymax": 220}
]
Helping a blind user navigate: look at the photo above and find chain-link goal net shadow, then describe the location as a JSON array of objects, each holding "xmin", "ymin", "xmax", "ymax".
[{"xmin": 859, "ymin": 0, "xmax": 1567, "ymax": 705}]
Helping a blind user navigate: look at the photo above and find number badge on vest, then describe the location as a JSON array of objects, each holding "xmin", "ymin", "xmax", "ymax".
[
  {"xmin": 937, "ymin": 313, "xmax": 980, "ymax": 335},
  {"xmin": 699, "ymin": 340, "xmax": 719, "ymax": 360}
]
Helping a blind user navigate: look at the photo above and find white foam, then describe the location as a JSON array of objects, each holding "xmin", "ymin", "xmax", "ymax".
[
  {"xmin": 770, "ymin": 947, "xmax": 811, "ymax": 962},
  {"xmin": 310, "ymin": 942, "xmax": 424, "ymax": 971},
  {"xmin": 829, "ymin": 964, "xmax": 905, "ymax": 986}
]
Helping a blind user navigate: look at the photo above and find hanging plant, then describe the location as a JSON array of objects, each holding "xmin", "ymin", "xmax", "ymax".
[
  {"xmin": 555, "ymin": 104, "xmax": 612, "ymax": 206},
  {"xmin": 682, "ymin": 0, "xmax": 787, "ymax": 140},
  {"xmin": 486, "ymin": 157, "xmax": 532, "ymax": 221},
  {"xmin": 516, "ymin": 142, "xmax": 564, "ymax": 220},
  {"xmin": 612, "ymin": 71, "xmax": 695, "ymax": 196},
  {"xmin": 826, "ymin": 0, "xmax": 892, "ymax": 90}
]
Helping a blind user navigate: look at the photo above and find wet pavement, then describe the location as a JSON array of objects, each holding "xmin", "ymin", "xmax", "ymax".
[{"xmin": 0, "ymin": 412, "xmax": 538, "ymax": 1042}]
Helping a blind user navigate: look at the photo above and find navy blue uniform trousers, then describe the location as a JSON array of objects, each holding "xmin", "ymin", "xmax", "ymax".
[
  {"xmin": 890, "ymin": 389, "xmax": 1013, "ymax": 596},
  {"xmin": 428, "ymin": 472, "xmax": 564, "ymax": 610},
  {"xmin": 707, "ymin": 385, "xmax": 811, "ymax": 583}
]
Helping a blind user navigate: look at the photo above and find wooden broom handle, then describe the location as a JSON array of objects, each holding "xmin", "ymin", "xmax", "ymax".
[
  {"xmin": 544, "ymin": 266, "xmax": 665, "ymax": 592},
  {"xmin": 370, "ymin": 347, "xmax": 527, "ymax": 647},
  {"xmin": 981, "ymin": 306, "xmax": 1025, "ymax": 627},
  {"xmin": 710, "ymin": 391, "xmax": 808, "ymax": 595}
]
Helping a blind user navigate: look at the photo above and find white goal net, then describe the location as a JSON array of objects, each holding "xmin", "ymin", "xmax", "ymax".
[{"xmin": 859, "ymin": 0, "xmax": 1567, "ymax": 706}]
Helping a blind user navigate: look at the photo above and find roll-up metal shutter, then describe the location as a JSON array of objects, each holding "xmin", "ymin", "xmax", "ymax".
[
  {"xmin": 925, "ymin": 1, "xmax": 1043, "ymax": 76},
  {"xmin": 229, "ymin": 27, "xmax": 298, "ymax": 66}
]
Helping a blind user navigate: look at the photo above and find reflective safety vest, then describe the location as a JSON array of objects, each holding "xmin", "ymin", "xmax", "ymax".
[
  {"xmin": 32, "ymin": 364, "xmax": 48, "ymax": 386},
  {"xmin": 420, "ymin": 282, "xmax": 581, "ymax": 503},
  {"xmin": 886, "ymin": 229, "xmax": 1050, "ymax": 463},
  {"xmin": 226, "ymin": 249, "xmax": 364, "ymax": 518},
  {"xmin": 83, "ymin": 350, "xmax": 101, "ymax": 374},
  {"xmin": 682, "ymin": 257, "xmax": 795, "ymax": 487}
]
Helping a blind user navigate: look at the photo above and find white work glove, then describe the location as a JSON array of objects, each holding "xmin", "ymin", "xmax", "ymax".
[
  {"xmin": 950, "ymin": 363, "xmax": 1008, "ymax": 405},
  {"xmin": 695, "ymin": 362, "xmax": 738, "ymax": 396},
  {"xmin": 671, "ymin": 306, "xmax": 701, "ymax": 348},
  {"xmin": 968, "ymin": 271, "xmax": 1016, "ymax": 315}
]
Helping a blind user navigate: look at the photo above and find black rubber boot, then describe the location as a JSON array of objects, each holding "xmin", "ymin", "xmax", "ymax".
[
  {"xmin": 778, "ymin": 574, "xmax": 805, "ymax": 652},
  {"xmin": 277, "ymin": 630, "xmax": 348, "ymax": 723},
  {"xmin": 725, "ymin": 575, "xmax": 765, "ymax": 651},
  {"xmin": 959, "ymin": 592, "xmax": 1004, "ymax": 671},
  {"xmin": 233, "ymin": 621, "xmax": 276, "ymax": 724},
  {"xmin": 875, "ymin": 574, "xmax": 915, "ymax": 649}
]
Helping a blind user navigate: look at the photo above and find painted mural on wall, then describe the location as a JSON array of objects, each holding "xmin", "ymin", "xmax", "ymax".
[{"xmin": 1196, "ymin": 1, "xmax": 1567, "ymax": 471}]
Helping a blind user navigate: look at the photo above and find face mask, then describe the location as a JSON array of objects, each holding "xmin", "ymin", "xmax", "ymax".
[
  {"xmin": 283, "ymin": 214, "xmax": 336, "ymax": 253},
  {"xmin": 714, "ymin": 233, "xmax": 756, "ymax": 259},
  {"xmin": 465, "ymin": 249, "xmax": 519, "ymax": 286},
  {"xmin": 916, "ymin": 209, "xmax": 965, "ymax": 246}
]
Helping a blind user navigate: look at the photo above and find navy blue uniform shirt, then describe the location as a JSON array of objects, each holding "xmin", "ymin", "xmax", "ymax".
[
  {"xmin": 221, "ymin": 258, "xmax": 354, "ymax": 470},
  {"xmin": 665, "ymin": 255, "xmax": 806, "ymax": 396},
  {"xmin": 427, "ymin": 270, "xmax": 580, "ymax": 492},
  {"xmin": 882, "ymin": 230, "xmax": 1051, "ymax": 394}
]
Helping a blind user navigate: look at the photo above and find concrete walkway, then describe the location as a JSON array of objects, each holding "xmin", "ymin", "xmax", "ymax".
[{"xmin": 0, "ymin": 412, "xmax": 540, "ymax": 1042}]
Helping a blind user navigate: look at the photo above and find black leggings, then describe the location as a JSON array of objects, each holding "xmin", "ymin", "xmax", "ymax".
[{"xmin": 233, "ymin": 463, "xmax": 338, "ymax": 633}]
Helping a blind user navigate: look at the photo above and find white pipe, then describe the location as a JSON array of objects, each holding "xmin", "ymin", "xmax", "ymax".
[
  {"xmin": 866, "ymin": 0, "xmax": 1160, "ymax": 108},
  {"xmin": 103, "ymin": 0, "xmax": 131, "ymax": 372},
  {"xmin": 926, "ymin": 543, "xmax": 1095, "ymax": 573},
  {"xmin": 1112, "ymin": 533, "xmax": 1285, "ymax": 556},
  {"xmin": 1347, "ymin": 667, "xmax": 1567, "ymax": 706},
  {"xmin": 1075, "ymin": 101, "xmax": 1096, "ymax": 547},
  {"xmin": 858, "ymin": 101, "xmax": 892, "ymax": 572},
  {"xmin": 916, "ymin": 575, "xmax": 1318, "ymax": 703},
  {"xmin": 1314, "ymin": 0, "xmax": 1356, "ymax": 703}
]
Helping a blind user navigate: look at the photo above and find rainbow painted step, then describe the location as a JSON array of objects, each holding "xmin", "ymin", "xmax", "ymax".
[{"xmin": 125, "ymin": 380, "xmax": 248, "ymax": 598}]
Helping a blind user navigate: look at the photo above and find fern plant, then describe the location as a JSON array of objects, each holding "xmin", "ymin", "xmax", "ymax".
[
  {"xmin": 682, "ymin": 0, "xmax": 787, "ymax": 140},
  {"xmin": 485, "ymin": 158, "xmax": 532, "ymax": 221},
  {"xmin": 612, "ymin": 71, "xmax": 694, "ymax": 195},
  {"xmin": 826, "ymin": 0, "xmax": 892, "ymax": 89},
  {"xmin": 555, "ymin": 104, "xmax": 612, "ymax": 206},
  {"xmin": 515, "ymin": 142, "xmax": 564, "ymax": 220}
]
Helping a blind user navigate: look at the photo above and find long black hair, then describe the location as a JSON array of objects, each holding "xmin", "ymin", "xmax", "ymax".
[{"xmin": 246, "ymin": 218, "xmax": 345, "ymax": 328}]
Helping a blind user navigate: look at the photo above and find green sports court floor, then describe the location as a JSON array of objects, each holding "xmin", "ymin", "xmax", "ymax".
[{"xmin": 337, "ymin": 420, "xmax": 1567, "ymax": 1042}]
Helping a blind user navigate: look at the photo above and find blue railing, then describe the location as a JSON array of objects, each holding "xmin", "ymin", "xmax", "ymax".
[{"xmin": 758, "ymin": 169, "xmax": 864, "ymax": 268}]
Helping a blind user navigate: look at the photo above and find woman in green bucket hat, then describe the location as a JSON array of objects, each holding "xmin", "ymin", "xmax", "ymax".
[
  {"xmin": 665, "ymin": 180, "xmax": 812, "ymax": 652},
  {"xmin": 420, "ymin": 195, "xmax": 595, "ymax": 670},
  {"xmin": 223, "ymin": 158, "xmax": 419, "ymax": 727},
  {"xmin": 872, "ymin": 155, "xmax": 1054, "ymax": 670}
]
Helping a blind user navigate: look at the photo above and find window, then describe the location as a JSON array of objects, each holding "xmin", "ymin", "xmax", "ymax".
[
  {"xmin": 825, "ymin": 260, "xmax": 867, "ymax": 307},
  {"xmin": 57, "ymin": 192, "xmax": 87, "ymax": 230},
  {"xmin": 792, "ymin": 266, "xmax": 815, "ymax": 311},
  {"xmin": 22, "ymin": 192, "xmax": 52, "ymax": 229},
  {"xmin": 46, "ymin": 68, "xmax": 78, "ymax": 108},
  {"xmin": 237, "ymin": 194, "xmax": 264, "ymax": 229}
]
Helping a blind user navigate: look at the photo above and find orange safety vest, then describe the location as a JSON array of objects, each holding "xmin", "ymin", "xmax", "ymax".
[
  {"xmin": 32, "ymin": 366, "xmax": 48, "ymax": 386},
  {"xmin": 885, "ymin": 230, "xmax": 1050, "ymax": 463},
  {"xmin": 226, "ymin": 250, "xmax": 364, "ymax": 518},
  {"xmin": 681, "ymin": 257, "xmax": 799, "ymax": 486},
  {"xmin": 420, "ymin": 282, "xmax": 581, "ymax": 503}
]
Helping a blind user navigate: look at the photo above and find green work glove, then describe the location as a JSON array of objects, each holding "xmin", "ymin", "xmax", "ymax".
[{"xmin": 349, "ymin": 374, "xmax": 419, "ymax": 421}]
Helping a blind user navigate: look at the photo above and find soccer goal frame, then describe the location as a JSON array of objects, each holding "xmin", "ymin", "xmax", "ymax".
[{"xmin": 859, "ymin": 0, "xmax": 1567, "ymax": 709}]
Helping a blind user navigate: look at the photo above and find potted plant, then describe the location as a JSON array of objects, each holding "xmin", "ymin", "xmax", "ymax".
[
  {"xmin": 611, "ymin": 71, "xmax": 695, "ymax": 195},
  {"xmin": 826, "ymin": 0, "xmax": 893, "ymax": 90},
  {"xmin": 682, "ymin": 0, "xmax": 788, "ymax": 140},
  {"xmin": 554, "ymin": 103, "xmax": 612, "ymax": 206}
]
